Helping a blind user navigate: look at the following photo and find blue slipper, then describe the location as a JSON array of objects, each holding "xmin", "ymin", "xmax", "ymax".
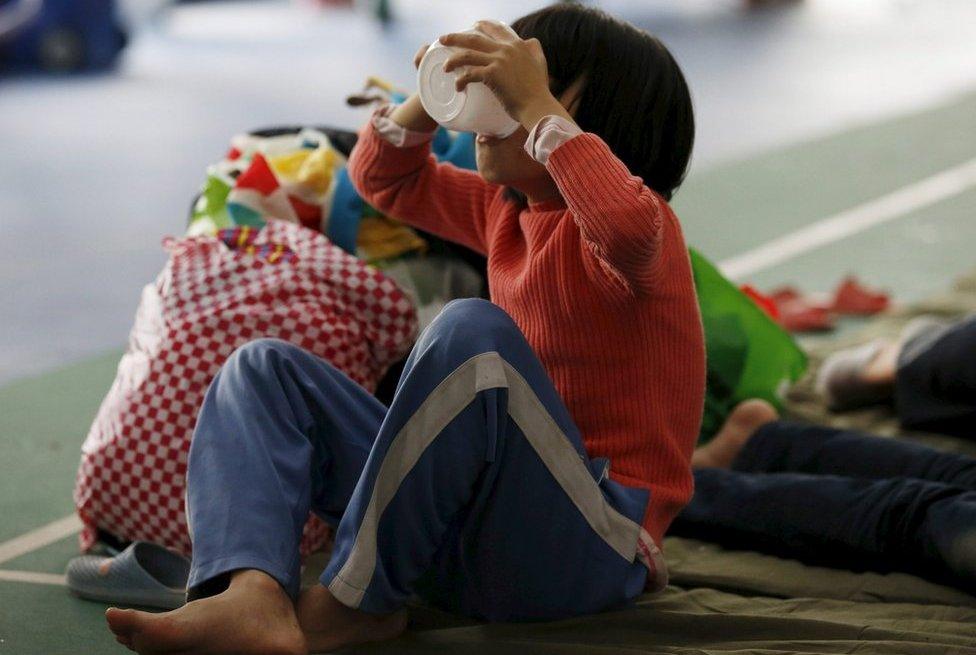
[{"xmin": 66, "ymin": 541, "xmax": 189, "ymax": 609}]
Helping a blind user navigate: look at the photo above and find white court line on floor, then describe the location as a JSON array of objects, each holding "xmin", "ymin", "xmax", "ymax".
[
  {"xmin": 718, "ymin": 156, "xmax": 976, "ymax": 281},
  {"xmin": 0, "ymin": 569, "xmax": 67, "ymax": 586},
  {"xmin": 0, "ymin": 514, "xmax": 81, "ymax": 566}
]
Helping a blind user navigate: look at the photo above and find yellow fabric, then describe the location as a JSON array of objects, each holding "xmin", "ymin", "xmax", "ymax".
[
  {"xmin": 297, "ymin": 146, "xmax": 343, "ymax": 196},
  {"xmin": 357, "ymin": 214, "xmax": 427, "ymax": 262},
  {"xmin": 268, "ymin": 150, "xmax": 312, "ymax": 183},
  {"xmin": 269, "ymin": 146, "xmax": 344, "ymax": 198}
]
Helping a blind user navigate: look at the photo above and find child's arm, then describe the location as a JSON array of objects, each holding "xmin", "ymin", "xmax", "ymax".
[
  {"xmin": 541, "ymin": 130, "xmax": 672, "ymax": 297},
  {"xmin": 347, "ymin": 95, "xmax": 496, "ymax": 256},
  {"xmin": 440, "ymin": 26, "xmax": 672, "ymax": 296}
]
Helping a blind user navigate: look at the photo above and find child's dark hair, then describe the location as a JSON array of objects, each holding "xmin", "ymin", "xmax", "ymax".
[{"xmin": 512, "ymin": 4, "xmax": 694, "ymax": 201}]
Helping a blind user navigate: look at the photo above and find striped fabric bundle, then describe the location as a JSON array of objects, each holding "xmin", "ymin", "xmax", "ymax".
[{"xmin": 217, "ymin": 226, "xmax": 298, "ymax": 264}]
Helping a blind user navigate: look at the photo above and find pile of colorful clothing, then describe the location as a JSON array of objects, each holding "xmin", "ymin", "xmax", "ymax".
[{"xmin": 188, "ymin": 126, "xmax": 430, "ymax": 266}]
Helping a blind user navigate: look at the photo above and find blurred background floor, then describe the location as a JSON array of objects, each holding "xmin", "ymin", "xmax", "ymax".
[{"xmin": 2, "ymin": 0, "xmax": 976, "ymax": 384}]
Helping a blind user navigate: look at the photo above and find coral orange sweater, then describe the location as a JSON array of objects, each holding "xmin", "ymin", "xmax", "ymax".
[{"xmin": 348, "ymin": 123, "xmax": 705, "ymax": 546}]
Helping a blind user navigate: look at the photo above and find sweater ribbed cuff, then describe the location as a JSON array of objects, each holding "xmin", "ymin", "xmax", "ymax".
[
  {"xmin": 371, "ymin": 105, "xmax": 437, "ymax": 148},
  {"xmin": 356, "ymin": 119, "xmax": 434, "ymax": 172}
]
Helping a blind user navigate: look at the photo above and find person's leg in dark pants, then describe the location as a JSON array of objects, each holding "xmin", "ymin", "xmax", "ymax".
[
  {"xmin": 685, "ymin": 399, "xmax": 976, "ymax": 589},
  {"xmin": 896, "ymin": 314, "xmax": 976, "ymax": 437},
  {"xmin": 734, "ymin": 420, "xmax": 976, "ymax": 489},
  {"xmin": 674, "ymin": 467, "xmax": 976, "ymax": 589}
]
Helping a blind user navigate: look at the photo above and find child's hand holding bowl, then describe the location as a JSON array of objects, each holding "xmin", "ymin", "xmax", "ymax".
[{"xmin": 438, "ymin": 21, "xmax": 574, "ymax": 131}]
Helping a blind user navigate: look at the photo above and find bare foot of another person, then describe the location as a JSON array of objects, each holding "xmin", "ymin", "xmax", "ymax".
[
  {"xmin": 105, "ymin": 569, "xmax": 306, "ymax": 655},
  {"xmin": 296, "ymin": 583, "xmax": 407, "ymax": 653},
  {"xmin": 861, "ymin": 340, "xmax": 900, "ymax": 385},
  {"xmin": 817, "ymin": 339, "xmax": 900, "ymax": 411},
  {"xmin": 854, "ymin": 316, "xmax": 949, "ymax": 394},
  {"xmin": 692, "ymin": 399, "xmax": 778, "ymax": 470}
]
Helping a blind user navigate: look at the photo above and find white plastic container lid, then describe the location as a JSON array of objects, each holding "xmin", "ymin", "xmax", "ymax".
[
  {"xmin": 418, "ymin": 46, "xmax": 468, "ymax": 123},
  {"xmin": 417, "ymin": 23, "xmax": 521, "ymax": 138}
]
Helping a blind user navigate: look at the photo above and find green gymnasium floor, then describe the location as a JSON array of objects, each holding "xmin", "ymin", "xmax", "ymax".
[{"xmin": 1, "ymin": 90, "xmax": 975, "ymax": 653}]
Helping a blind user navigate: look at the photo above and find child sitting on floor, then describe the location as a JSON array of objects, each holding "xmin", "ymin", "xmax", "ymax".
[{"xmin": 105, "ymin": 4, "xmax": 704, "ymax": 653}]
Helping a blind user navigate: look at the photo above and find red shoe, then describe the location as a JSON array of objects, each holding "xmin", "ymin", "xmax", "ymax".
[
  {"xmin": 768, "ymin": 285, "xmax": 802, "ymax": 305},
  {"xmin": 777, "ymin": 299, "xmax": 835, "ymax": 333},
  {"xmin": 759, "ymin": 285, "xmax": 835, "ymax": 332},
  {"xmin": 832, "ymin": 276, "xmax": 890, "ymax": 316}
]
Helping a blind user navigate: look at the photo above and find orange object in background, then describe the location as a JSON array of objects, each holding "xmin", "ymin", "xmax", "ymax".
[{"xmin": 832, "ymin": 276, "xmax": 891, "ymax": 316}]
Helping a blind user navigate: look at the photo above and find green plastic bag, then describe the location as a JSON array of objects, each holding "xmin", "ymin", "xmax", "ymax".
[{"xmin": 691, "ymin": 248, "xmax": 807, "ymax": 443}]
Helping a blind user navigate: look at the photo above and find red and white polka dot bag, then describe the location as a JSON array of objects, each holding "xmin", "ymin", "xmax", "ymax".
[{"xmin": 74, "ymin": 221, "xmax": 417, "ymax": 557}]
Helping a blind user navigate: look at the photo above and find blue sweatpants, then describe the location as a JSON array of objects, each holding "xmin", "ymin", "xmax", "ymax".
[{"xmin": 185, "ymin": 299, "xmax": 655, "ymax": 621}]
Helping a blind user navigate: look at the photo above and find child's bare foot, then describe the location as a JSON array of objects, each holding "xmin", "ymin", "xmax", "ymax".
[
  {"xmin": 692, "ymin": 399, "xmax": 778, "ymax": 469},
  {"xmin": 105, "ymin": 569, "xmax": 306, "ymax": 655},
  {"xmin": 296, "ymin": 583, "xmax": 407, "ymax": 653}
]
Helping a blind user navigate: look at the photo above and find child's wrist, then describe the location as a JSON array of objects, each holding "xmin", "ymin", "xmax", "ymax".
[
  {"xmin": 390, "ymin": 95, "xmax": 439, "ymax": 133},
  {"xmin": 515, "ymin": 94, "xmax": 574, "ymax": 133}
]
